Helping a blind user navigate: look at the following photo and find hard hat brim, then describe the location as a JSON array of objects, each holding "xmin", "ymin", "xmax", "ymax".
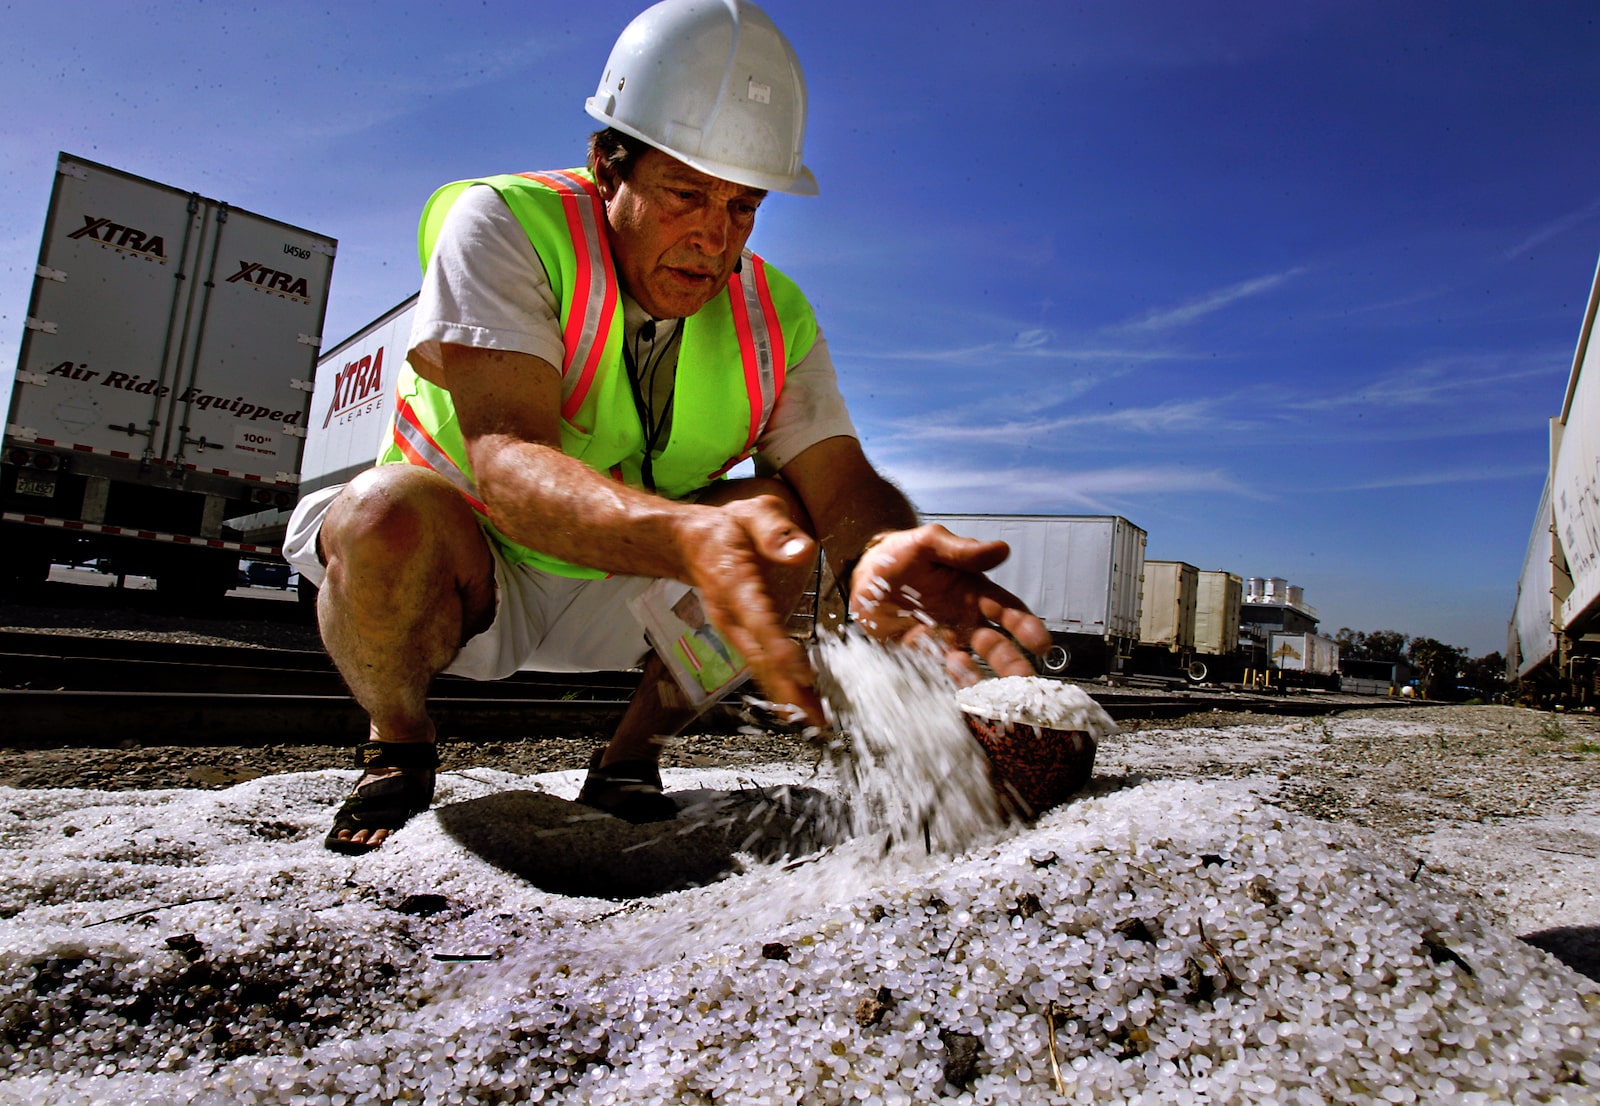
[{"xmin": 584, "ymin": 102, "xmax": 818, "ymax": 197}]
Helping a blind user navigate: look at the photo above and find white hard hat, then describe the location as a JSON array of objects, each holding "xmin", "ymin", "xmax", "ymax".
[{"xmin": 585, "ymin": 0, "xmax": 817, "ymax": 196}]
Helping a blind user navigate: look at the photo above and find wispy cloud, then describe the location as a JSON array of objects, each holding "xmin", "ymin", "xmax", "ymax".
[
  {"xmin": 885, "ymin": 398, "xmax": 1242, "ymax": 446},
  {"xmin": 859, "ymin": 341, "xmax": 1190, "ymax": 366},
  {"xmin": 1120, "ymin": 268, "xmax": 1308, "ymax": 332},
  {"xmin": 1334, "ymin": 464, "xmax": 1549, "ymax": 492},
  {"xmin": 1503, "ymin": 197, "xmax": 1600, "ymax": 260},
  {"xmin": 882, "ymin": 460, "xmax": 1262, "ymax": 514},
  {"xmin": 1284, "ymin": 355, "xmax": 1554, "ymax": 413}
]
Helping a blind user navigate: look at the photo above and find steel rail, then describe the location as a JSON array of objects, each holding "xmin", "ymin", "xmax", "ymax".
[
  {"xmin": 0, "ymin": 628, "xmax": 1417, "ymax": 747},
  {"xmin": 0, "ymin": 629, "xmax": 643, "ymax": 698},
  {"xmin": 0, "ymin": 690, "xmax": 635, "ymax": 746}
]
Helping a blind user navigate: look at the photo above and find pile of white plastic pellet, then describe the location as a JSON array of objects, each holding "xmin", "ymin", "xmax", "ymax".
[
  {"xmin": 954, "ymin": 675, "xmax": 1119, "ymax": 737},
  {"xmin": 1, "ymin": 638, "xmax": 1597, "ymax": 1105}
]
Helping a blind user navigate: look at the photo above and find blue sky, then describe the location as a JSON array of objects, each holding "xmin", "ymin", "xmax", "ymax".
[{"xmin": 3, "ymin": 0, "xmax": 1597, "ymax": 657}]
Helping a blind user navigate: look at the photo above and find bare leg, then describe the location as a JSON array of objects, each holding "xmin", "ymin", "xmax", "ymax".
[{"xmin": 318, "ymin": 466, "xmax": 495, "ymax": 848}]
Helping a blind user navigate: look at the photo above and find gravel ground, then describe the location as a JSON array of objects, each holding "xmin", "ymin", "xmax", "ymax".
[{"xmin": 4, "ymin": 586, "xmax": 1599, "ymax": 980}]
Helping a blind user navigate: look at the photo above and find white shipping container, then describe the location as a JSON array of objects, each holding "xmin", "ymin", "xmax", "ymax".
[
  {"xmin": 9, "ymin": 154, "xmax": 334, "ymax": 482},
  {"xmin": 1139, "ymin": 560, "xmax": 1198, "ymax": 651},
  {"xmin": 300, "ymin": 295, "xmax": 415, "ymax": 494},
  {"xmin": 3, "ymin": 153, "xmax": 335, "ymax": 593},
  {"xmin": 1194, "ymin": 569, "xmax": 1243, "ymax": 657},
  {"xmin": 1269, "ymin": 631, "xmax": 1340, "ymax": 676},
  {"xmin": 1512, "ymin": 477, "xmax": 1561, "ymax": 679},
  {"xmin": 1550, "ymin": 255, "xmax": 1600, "ymax": 632},
  {"xmin": 924, "ymin": 513, "xmax": 1146, "ymax": 675}
]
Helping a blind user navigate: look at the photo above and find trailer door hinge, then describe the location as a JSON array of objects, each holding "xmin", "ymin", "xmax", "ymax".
[
  {"xmin": 289, "ymin": 378, "xmax": 314, "ymax": 392},
  {"xmin": 24, "ymin": 317, "xmax": 58, "ymax": 334},
  {"xmin": 7, "ymin": 424, "xmax": 39, "ymax": 441},
  {"xmin": 12, "ymin": 372, "xmax": 48, "ymax": 387},
  {"xmin": 296, "ymin": 333, "xmax": 322, "ymax": 348},
  {"xmin": 281, "ymin": 425, "xmax": 307, "ymax": 439},
  {"xmin": 310, "ymin": 241, "xmax": 336, "ymax": 257},
  {"xmin": 57, "ymin": 161, "xmax": 89, "ymax": 181},
  {"xmin": 35, "ymin": 265, "xmax": 67, "ymax": 284},
  {"xmin": 276, "ymin": 471, "xmax": 302, "ymax": 483}
]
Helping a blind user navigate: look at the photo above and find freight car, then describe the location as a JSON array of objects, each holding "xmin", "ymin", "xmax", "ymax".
[
  {"xmin": 1, "ymin": 154, "xmax": 336, "ymax": 600},
  {"xmin": 1509, "ymin": 253, "xmax": 1600, "ymax": 704}
]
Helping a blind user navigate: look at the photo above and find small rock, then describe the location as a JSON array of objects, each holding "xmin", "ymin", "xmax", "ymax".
[
  {"xmin": 395, "ymin": 894, "xmax": 450, "ymax": 917},
  {"xmin": 165, "ymin": 933, "xmax": 205, "ymax": 961},
  {"xmin": 939, "ymin": 1029, "xmax": 982, "ymax": 1090},
  {"xmin": 854, "ymin": 986, "xmax": 894, "ymax": 1027},
  {"xmin": 1114, "ymin": 917, "xmax": 1157, "ymax": 943}
]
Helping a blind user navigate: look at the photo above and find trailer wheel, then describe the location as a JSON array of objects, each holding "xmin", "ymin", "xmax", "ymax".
[
  {"xmin": 1041, "ymin": 644, "xmax": 1071, "ymax": 675},
  {"xmin": 1187, "ymin": 660, "xmax": 1209, "ymax": 683}
]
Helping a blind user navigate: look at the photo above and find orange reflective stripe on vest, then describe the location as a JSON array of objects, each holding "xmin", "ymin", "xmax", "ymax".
[
  {"xmin": 392, "ymin": 392, "xmax": 488, "ymax": 515},
  {"xmin": 517, "ymin": 170, "xmax": 617, "ymax": 424},
  {"xmin": 729, "ymin": 254, "xmax": 787, "ymax": 456}
]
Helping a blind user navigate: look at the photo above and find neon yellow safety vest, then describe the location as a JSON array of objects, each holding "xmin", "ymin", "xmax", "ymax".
[{"xmin": 381, "ymin": 168, "xmax": 819, "ymax": 578}]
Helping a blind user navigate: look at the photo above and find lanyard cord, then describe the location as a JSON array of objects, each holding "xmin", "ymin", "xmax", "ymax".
[{"xmin": 622, "ymin": 319, "xmax": 682, "ymax": 493}]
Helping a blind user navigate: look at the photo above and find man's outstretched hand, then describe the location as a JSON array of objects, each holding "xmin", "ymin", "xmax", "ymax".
[
  {"xmin": 847, "ymin": 524, "xmax": 1052, "ymax": 684},
  {"xmin": 677, "ymin": 494, "xmax": 826, "ymax": 725},
  {"xmin": 676, "ymin": 513, "xmax": 1050, "ymax": 727}
]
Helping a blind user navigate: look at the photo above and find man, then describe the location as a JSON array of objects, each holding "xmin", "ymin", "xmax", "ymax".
[{"xmin": 285, "ymin": 0, "xmax": 1050, "ymax": 853}]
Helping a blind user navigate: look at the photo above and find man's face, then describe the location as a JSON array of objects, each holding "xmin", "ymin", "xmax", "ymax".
[{"xmin": 600, "ymin": 149, "xmax": 766, "ymax": 320}]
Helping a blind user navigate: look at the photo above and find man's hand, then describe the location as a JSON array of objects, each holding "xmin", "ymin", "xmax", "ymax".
[
  {"xmin": 847, "ymin": 524, "xmax": 1052, "ymax": 684},
  {"xmin": 676, "ymin": 493, "xmax": 826, "ymax": 724}
]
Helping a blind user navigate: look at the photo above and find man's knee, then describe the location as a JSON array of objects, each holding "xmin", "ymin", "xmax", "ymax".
[{"xmin": 322, "ymin": 467, "xmax": 484, "ymax": 573}]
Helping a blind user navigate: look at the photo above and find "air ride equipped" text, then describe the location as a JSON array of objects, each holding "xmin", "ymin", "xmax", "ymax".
[{"xmin": 46, "ymin": 362, "xmax": 303, "ymax": 424}]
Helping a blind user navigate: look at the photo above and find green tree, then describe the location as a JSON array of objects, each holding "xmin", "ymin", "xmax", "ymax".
[
  {"xmin": 1460, "ymin": 651, "xmax": 1507, "ymax": 699},
  {"xmin": 1333, "ymin": 628, "xmax": 1409, "ymax": 662},
  {"xmin": 1407, "ymin": 637, "xmax": 1467, "ymax": 699}
]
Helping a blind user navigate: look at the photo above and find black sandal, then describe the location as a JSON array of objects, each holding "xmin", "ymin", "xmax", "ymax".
[
  {"xmin": 324, "ymin": 741, "xmax": 440, "ymax": 855},
  {"xmin": 575, "ymin": 748, "xmax": 679, "ymax": 824}
]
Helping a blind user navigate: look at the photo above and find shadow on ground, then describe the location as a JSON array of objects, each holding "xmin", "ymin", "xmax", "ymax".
[
  {"xmin": 436, "ymin": 784, "xmax": 847, "ymax": 899},
  {"xmin": 1521, "ymin": 926, "xmax": 1600, "ymax": 982}
]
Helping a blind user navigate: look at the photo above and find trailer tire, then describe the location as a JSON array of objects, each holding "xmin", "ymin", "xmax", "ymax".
[{"xmin": 1041, "ymin": 644, "xmax": 1071, "ymax": 675}]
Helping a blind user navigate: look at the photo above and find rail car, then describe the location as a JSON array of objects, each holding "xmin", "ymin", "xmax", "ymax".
[{"xmin": 1508, "ymin": 254, "xmax": 1600, "ymax": 705}]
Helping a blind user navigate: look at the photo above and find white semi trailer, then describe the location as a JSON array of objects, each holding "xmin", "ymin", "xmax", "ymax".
[
  {"xmin": 2, "ymin": 154, "xmax": 336, "ymax": 599},
  {"xmin": 1133, "ymin": 559, "xmax": 1198, "ymax": 677},
  {"xmin": 922, "ymin": 513, "xmax": 1146, "ymax": 677},
  {"xmin": 1191, "ymin": 568, "xmax": 1244, "ymax": 681},
  {"xmin": 1268, "ymin": 631, "xmax": 1342, "ymax": 689},
  {"xmin": 299, "ymin": 295, "xmax": 414, "ymax": 496}
]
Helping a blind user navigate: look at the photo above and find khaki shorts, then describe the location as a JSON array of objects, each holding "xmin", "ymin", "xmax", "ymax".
[{"xmin": 284, "ymin": 484, "xmax": 653, "ymax": 681}]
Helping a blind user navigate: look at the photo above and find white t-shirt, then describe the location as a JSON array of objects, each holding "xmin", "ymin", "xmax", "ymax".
[{"xmin": 408, "ymin": 183, "xmax": 856, "ymax": 476}]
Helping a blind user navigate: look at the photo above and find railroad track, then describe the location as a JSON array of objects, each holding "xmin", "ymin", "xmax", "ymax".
[{"xmin": 0, "ymin": 629, "xmax": 1415, "ymax": 746}]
